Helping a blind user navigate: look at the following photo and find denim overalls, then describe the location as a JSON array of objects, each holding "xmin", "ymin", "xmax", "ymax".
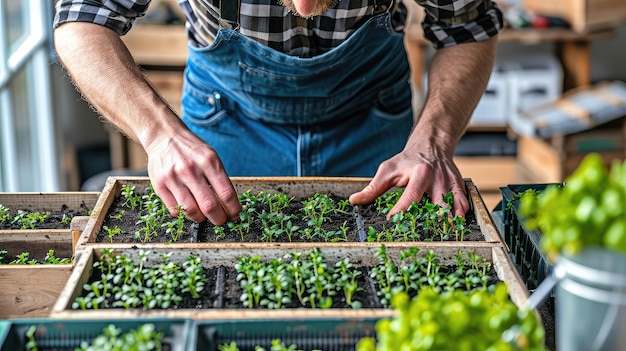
[{"xmin": 181, "ymin": 2, "xmax": 413, "ymax": 177}]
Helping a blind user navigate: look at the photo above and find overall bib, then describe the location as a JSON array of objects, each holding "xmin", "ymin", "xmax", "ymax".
[{"xmin": 181, "ymin": 5, "xmax": 413, "ymax": 177}]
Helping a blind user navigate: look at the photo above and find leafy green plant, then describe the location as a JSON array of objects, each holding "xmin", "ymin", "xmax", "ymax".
[
  {"xmin": 235, "ymin": 248, "xmax": 361, "ymax": 309},
  {"xmin": 108, "ymin": 184, "xmax": 189, "ymax": 243},
  {"xmin": 369, "ymin": 245, "xmax": 494, "ymax": 308},
  {"xmin": 161, "ymin": 205, "xmax": 187, "ymax": 242},
  {"xmin": 0, "ymin": 249, "xmax": 72, "ymax": 265},
  {"xmin": 43, "ymin": 249, "xmax": 72, "ymax": 264},
  {"xmin": 8, "ymin": 252, "xmax": 38, "ymax": 265},
  {"xmin": 333, "ymin": 257, "xmax": 363, "ymax": 308},
  {"xmin": 109, "ymin": 209, "xmax": 126, "ymax": 222},
  {"xmin": 219, "ymin": 339, "xmax": 308, "ymax": 351},
  {"xmin": 520, "ymin": 153, "xmax": 626, "ymax": 261},
  {"xmin": 121, "ymin": 184, "xmax": 142, "ymax": 210},
  {"xmin": 0, "ymin": 204, "xmax": 11, "ymax": 223},
  {"xmin": 103, "ymin": 225, "xmax": 124, "ymax": 243},
  {"xmin": 74, "ymin": 323, "xmax": 164, "ymax": 351},
  {"xmin": 212, "ymin": 191, "xmax": 353, "ymax": 243},
  {"xmin": 25, "ymin": 325, "xmax": 38, "ymax": 351},
  {"xmin": 72, "ymin": 249, "xmax": 208, "ymax": 310},
  {"xmin": 368, "ymin": 189, "xmax": 471, "ymax": 242},
  {"xmin": 356, "ymin": 283, "xmax": 547, "ymax": 351},
  {"xmin": 11, "ymin": 210, "xmax": 50, "ymax": 230}
]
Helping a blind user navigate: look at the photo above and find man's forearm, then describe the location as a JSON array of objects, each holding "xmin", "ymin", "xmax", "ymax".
[
  {"xmin": 409, "ymin": 36, "xmax": 498, "ymax": 156},
  {"xmin": 54, "ymin": 22, "xmax": 183, "ymax": 149}
]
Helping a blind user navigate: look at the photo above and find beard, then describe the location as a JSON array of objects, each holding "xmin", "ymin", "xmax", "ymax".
[{"xmin": 279, "ymin": 0, "xmax": 339, "ymax": 18}]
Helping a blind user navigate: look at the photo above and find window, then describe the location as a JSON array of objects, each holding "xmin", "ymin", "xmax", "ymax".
[{"xmin": 0, "ymin": 0, "xmax": 58, "ymax": 191}]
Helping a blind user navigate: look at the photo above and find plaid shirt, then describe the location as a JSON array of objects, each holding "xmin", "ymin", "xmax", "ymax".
[{"xmin": 54, "ymin": 0, "xmax": 503, "ymax": 57}]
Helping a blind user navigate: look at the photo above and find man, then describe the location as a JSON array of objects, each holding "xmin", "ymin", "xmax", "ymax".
[{"xmin": 53, "ymin": 0, "xmax": 502, "ymax": 226}]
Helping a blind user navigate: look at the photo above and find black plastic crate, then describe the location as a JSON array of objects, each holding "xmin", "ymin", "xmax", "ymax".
[
  {"xmin": 0, "ymin": 318, "xmax": 190, "ymax": 351},
  {"xmin": 500, "ymin": 183, "xmax": 561, "ymax": 292},
  {"xmin": 189, "ymin": 318, "xmax": 378, "ymax": 351}
]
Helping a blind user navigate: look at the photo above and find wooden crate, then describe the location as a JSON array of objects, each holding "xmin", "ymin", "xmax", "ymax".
[
  {"xmin": 50, "ymin": 243, "xmax": 528, "ymax": 319},
  {"xmin": 0, "ymin": 193, "xmax": 98, "ymax": 319},
  {"xmin": 75, "ymin": 176, "xmax": 503, "ymax": 250},
  {"xmin": 0, "ymin": 192, "xmax": 100, "ymax": 250},
  {"xmin": 455, "ymin": 156, "xmax": 517, "ymax": 211},
  {"xmin": 523, "ymin": 0, "xmax": 626, "ymax": 33},
  {"xmin": 0, "ymin": 265, "xmax": 73, "ymax": 319},
  {"xmin": 516, "ymin": 129, "xmax": 625, "ymax": 183}
]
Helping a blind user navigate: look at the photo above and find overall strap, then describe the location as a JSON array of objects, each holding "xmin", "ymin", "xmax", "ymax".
[
  {"xmin": 374, "ymin": 0, "xmax": 392, "ymax": 15},
  {"xmin": 219, "ymin": 0, "xmax": 241, "ymax": 25}
]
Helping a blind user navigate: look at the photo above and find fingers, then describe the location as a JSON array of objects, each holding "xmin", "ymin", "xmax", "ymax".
[
  {"xmin": 450, "ymin": 183, "xmax": 470, "ymax": 217},
  {"xmin": 387, "ymin": 173, "xmax": 429, "ymax": 220},
  {"xmin": 352, "ymin": 156, "xmax": 470, "ymax": 219},
  {"xmin": 150, "ymin": 163, "xmax": 241, "ymax": 226},
  {"xmin": 349, "ymin": 164, "xmax": 402, "ymax": 206},
  {"xmin": 198, "ymin": 174, "xmax": 242, "ymax": 223}
]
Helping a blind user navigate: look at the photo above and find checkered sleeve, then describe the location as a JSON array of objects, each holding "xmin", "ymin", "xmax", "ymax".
[
  {"xmin": 420, "ymin": 0, "xmax": 503, "ymax": 48},
  {"xmin": 53, "ymin": 0, "xmax": 151, "ymax": 35}
]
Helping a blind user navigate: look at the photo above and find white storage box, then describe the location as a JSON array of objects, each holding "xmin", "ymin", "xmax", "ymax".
[
  {"xmin": 504, "ymin": 54, "xmax": 563, "ymax": 125},
  {"xmin": 422, "ymin": 63, "xmax": 509, "ymax": 127},
  {"xmin": 470, "ymin": 67, "xmax": 509, "ymax": 127}
]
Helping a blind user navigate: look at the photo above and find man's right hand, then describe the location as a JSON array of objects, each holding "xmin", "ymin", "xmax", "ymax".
[{"xmin": 145, "ymin": 130, "xmax": 242, "ymax": 225}]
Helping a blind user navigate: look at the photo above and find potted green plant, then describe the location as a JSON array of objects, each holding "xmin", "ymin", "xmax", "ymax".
[
  {"xmin": 356, "ymin": 282, "xmax": 547, "ymax": 351},
  {"xmin": 520, "ymin": 153, "xmax": 626, "ymax": 351}
]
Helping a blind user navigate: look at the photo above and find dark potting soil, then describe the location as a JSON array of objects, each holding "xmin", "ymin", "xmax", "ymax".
[
  {"xmin": 97, "ymin": 195, "xmax": 484, "ymax": 243},
  {"xmin": 0, "ymin": 205, "xmax": 91, "ymax": 230}
]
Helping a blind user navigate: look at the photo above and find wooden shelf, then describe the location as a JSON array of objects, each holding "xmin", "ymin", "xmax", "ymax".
[
  {"xmin": 497, "ymin": 27, "xmax": 615, "ymax": 44},
  {"xmin": 121, "ymin": 24, "xmax": 188, "ymax": 67}
]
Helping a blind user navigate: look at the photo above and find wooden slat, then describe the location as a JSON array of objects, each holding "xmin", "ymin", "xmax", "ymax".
[
  {"xmin": 0, "ymin": 231, "xmax": 74, "ymax": 259},
  {"xmin": 0, "ymin": 265, "xmax": 73, "ymax": 319},
  {"xmin": 0, "ymin": 192, "xmax": 100, "ymax": 213}
]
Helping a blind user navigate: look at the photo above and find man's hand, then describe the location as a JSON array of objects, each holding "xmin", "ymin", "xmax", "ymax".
[
  {"xmin": 349, "ymin": 146, "xmax": 469, "ymax": 219},
  {"xmin": 145, "ymin": 129, "xmax": 242, "ymax": 225},
  {"xmin": 350, "ymin": 36, "xmax": 499, "ymax": 220}
]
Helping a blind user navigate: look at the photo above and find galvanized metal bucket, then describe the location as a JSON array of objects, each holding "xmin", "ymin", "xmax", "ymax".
[{"xmin": 554, "ymin": 247, "xmax": 626, "ymax": 351}]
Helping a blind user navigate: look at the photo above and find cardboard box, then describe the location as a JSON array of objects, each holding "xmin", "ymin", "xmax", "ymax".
[{"xmin": 523, "ymin": 0, "xmax": 626, "ymax": 33}]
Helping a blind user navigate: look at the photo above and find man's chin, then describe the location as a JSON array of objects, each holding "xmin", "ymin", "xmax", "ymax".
[{"xmin": 280, "ymin": 0, "xmax": 337, "ymax": 18}]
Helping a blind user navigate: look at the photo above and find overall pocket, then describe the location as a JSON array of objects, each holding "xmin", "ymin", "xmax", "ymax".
[{"xmin": 181, "ymin": 72, "xmax": 229, "ymax": 126}]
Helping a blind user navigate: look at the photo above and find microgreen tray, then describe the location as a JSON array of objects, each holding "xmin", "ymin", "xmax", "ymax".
[
  {"xmin": 0, "ymin": 318, "xmax": 190, "ymax": 351},
  {"xmin": 499, "ymin": 184, "xmax": 560, "ymax": 291},
  {"xmin": 189, "ymin": 318, "xmax": 377, "ymax": 351}
]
